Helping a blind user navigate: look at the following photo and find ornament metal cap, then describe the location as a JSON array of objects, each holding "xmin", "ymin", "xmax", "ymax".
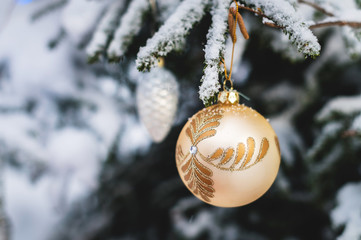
[{"xmin": 218, "ymin": 90, "xmax": 239, "ymax": 104}]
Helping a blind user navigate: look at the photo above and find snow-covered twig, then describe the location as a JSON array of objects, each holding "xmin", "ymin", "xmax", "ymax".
[
  {"xmin": 107, "ymin": 0, "xmax": 150, "ymax": 60},
  {"xmin": 157, "ymin": 0, "xmax": 182, "ymax": 22},
  {"xmin": 0, "ymin": 159, "xmax": 10, "ymax": 240},
  {"xmin": 239, "ymin": 0, "xmax": 321, "ymax": 58},
  {"xmin": 331, "ymin": 182, "xmax": 361, "ymax": 240},
  {"xmin": 239, "ymin": 4, "xmax": 361, "ymax": 29},
  {"xmin": 199, "ymin": 0, "xmax": 231, "ymax": 105},
  {"xmin": 86, "ymin": 1, "xmax": 125, "ymax": 62},
  {"xmin": 31, "ymin": 0, "xmax": 68, "ymax": 21},
  {"xmin": 299, "ymin": 0, "xmax": 361, "ymax": 29},
  {"xmin": 136, "ymin": 0, "xmax": 210, "ymax": 71},
  {"xmin": 239, "ymin": 0, "xmax": 361, "ymax": 58},
  {"xmin": 310, "ymin": 20, "xmax": 361, "ymax": 28},
  {"xmin": 298, "ymin": 0, "xmax": 333, "ymax": 16},
  {"xmin": 316, "ymin": 95, "xmax": 361, "ymax": 121}
]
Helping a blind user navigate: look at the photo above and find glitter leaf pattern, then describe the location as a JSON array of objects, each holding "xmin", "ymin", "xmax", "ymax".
[
  {"xmin": 177, "ymin": 107, "xmax": 222, "ymax": 202},
  {"xmin": 203, "ymin": 137, "xmax": 270, "ymax": 171}
]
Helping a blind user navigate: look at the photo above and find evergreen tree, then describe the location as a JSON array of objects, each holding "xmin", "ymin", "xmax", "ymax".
[{"xmin": 1, "ymin": 0, "xmax": 361, "ymax": 239}]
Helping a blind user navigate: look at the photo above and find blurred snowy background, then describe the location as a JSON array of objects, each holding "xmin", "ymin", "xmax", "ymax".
[
  {"xmin": 0, "ymin": 1, "xmax": 151, "ymax": 239},
  {"xmin": 0, "ymin": 0, "xmax": 361, "ymax": 239}
]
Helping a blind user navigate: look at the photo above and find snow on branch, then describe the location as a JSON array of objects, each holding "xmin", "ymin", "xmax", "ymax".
[
  {"xmin": 107, "ymin": 0, "xmax": 150, "ymax": 60},
  {"xmin": 341, "ymin": 113, "xmax": 361, "ymax": 138},
  {"xmin": 31, "ymin": 0, "xmax": 68, "ymax": 21},
  {"xmin": 157, "ymin": 0, "xmax": 182, "ymax": 22},
  {"xmin": 199, "ymin": 0, "xmax": 231, "ymax": 105},
  {"xmin": 86, "ymin": 1, "xmax": 125, "ymax": 62},
  {"xmin": 298, "ymin": 0, "xmax": 334, "ymax": 16},
  {"xmin": 136, "ymin": 0, "xmax": 210, "ymax": 71},
  {"xmin": 239, "ymin": 0, "xmax": 321, "ymax": 58},
  {"xmin": 303, "ymin": 0, "xmax": 361, "ymax": 29},
  {"xmin": 331, "ymin": 182, "xmax": 361, "ymax": 240},
  {"xmin": 351, "ymin": 114, "xmax": 361, "ymax": 132},
  {"xmin": 307, "ymin": 0, "xmax": 361, "ymax": 56},
  {"xmin": 316, "ymin": 95, "xmax": 361, "ymax": 121}
]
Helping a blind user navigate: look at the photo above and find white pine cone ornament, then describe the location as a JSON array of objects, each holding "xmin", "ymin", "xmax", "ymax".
[{"xmin": 136, "ymin": 66, "xmax": 179, "ymax": 143}]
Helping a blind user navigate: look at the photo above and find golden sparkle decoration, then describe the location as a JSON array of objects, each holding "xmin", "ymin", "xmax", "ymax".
[{"xmin": 175, "ymin": 90, "xmax": 281, "ymax": 207}]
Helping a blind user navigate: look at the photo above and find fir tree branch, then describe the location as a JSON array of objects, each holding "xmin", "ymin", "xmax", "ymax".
[
  {"xmin": 236, "ymin": 5, "xmax": 282, "ymax": 28},
  {"xmin": 107, "ymin": 0, "xmax": 150, "ymax": 61},
  {"xmin": 136, "ymin": 0, "xmax": 210, "ymax": 71},
  {"xmin": 297, "ymin": 0, "xmax": 361, "ymax": 29},
  {"xmin": 342, "ymin": 130, "xmax": 361, "ymax": 138},
  {"xmin": 238, "ymin": 0, "xmax": 321, "ymax": 58},
  {"xmin": 297, "ymin": 0, "xmax": 334, "ymax": 17},
  {"xmin": 264, "ymin": 21, "xmax": 361, "ymax": 30},
  {"xmin": 48, "ymin": 28, "xmax": 66, "ymax": 49},
  {"xmin": 237, "ymin": 5, "xmax": 268, "ymax": 19},
  {"xmin": 31, "ymin": 0, "xmax": 68, "ymax": 21},
  {"xmin": 199, "ymin": 0, "xmax": 232, "ymax": 105},
  {"xmin": 239, "ymin": 5, "xmax": 361, "ymax": 30},
  {"xmin": 0, "ymin": 1, "xmax": 16, "ymax": 36},
  {"xmin": 238, "ymin": 3, "xmax": 361, "ymax": 30},
  {"xmin": 86, "ymin": 1, "xmax": 125, "ymax": 63},
  {"xmin": 310, "ymin": 21, "xmax": 361, "ymax": 29}
]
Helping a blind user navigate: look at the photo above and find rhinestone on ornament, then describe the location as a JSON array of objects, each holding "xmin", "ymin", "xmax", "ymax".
[{"xmin": 190, "ymin": 146, "xmax": 198, "ymax": 155}]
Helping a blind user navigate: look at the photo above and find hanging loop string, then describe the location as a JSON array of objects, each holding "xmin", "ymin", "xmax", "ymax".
[
  {"xmin": 228, "ymin": 1, "xmax": 238, "ymax": 82},
  {"xmin": 222, "ymin": 0, "xmax": 249, "ymax": 91}
]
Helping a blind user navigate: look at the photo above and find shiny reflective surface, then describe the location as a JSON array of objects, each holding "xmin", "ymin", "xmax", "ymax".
[{"xmin": 176, "ymin": 103, "xmax": 281, "ymax": 207}]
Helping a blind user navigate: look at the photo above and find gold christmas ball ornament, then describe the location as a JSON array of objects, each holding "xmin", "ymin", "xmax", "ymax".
[{"xmin": 175, "ymin": 90, "xmax": 281, "ymax": 207}]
